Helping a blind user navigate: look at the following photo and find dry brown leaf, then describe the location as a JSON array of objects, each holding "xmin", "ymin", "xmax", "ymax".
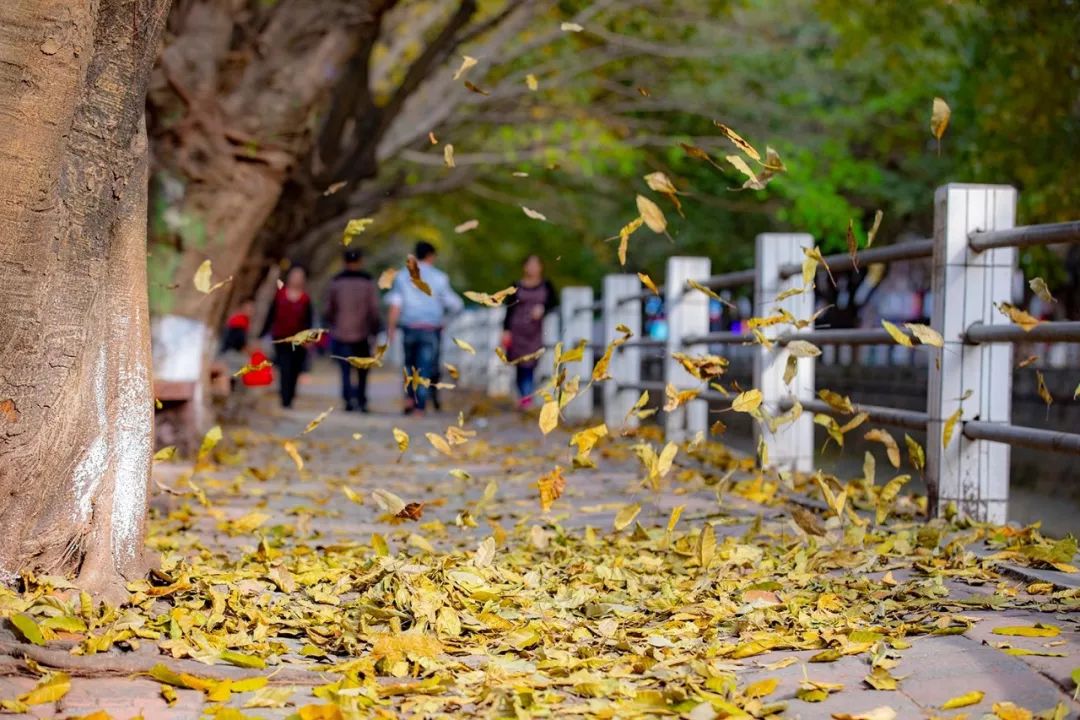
[
  {"xmin": 406, "ymin": 254, "xmax": 432, "ymax": 295},
  {"xmin": 996, "ymin": 302, "xmax": 1040, "ymax": 332},
  {"xmin": 1029, "ymin": 277, "xmax": 1055, "ymax": 304},
  {"xmin": 714, "ymin": 122, "xmax": 761, "ymax": 161},
  {"xmin": 537, "ymin": 466, "xmax": 566, "ymax": 512},
  {"xmin": 865, "ymin": 428, "xmax": 901, "ymax": 468},
  {"xmin": 635, "ymin": 194, "xmax": 667, "ymax": 234},
  {"xmin": 930, "ymin": 97, "xmax": 951, "ymax": 144}
]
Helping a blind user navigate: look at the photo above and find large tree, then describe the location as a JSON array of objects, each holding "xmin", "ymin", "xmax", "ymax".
[{"xmin": 0, "ymin": 0, "xmax": 170, "ymax": 596}]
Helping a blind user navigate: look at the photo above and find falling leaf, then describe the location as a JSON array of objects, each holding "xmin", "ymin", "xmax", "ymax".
[
  {"xmin": 943, "ymin": 408, "xmax": 962, "ymax": 448},
  {"xmin": 273, "ymin": 328, "xmax": 328, "ymax": 347},
  {"xmin": 193, "ymin": 259, "xmax": 213, "ymax": 293},
  {"xmin": 234, "ymin": 359, "xmax": 272, "ymax": 377},
  {"xmin": 905, "ymin": 434, "xmax": 925, "ymax": 472},
  {"xmin": 197, "ymin": 425, "xmax": 222, "ymax": 463},
  {"xmin": 996, "ymin": 302, "xmax": 1040, "ymax": 331},
  {"xmin": 1029, "ymin": 277, "xmax": 1055, "ymax": 303},
  {"xmin": 941, "ymin": 690, "xmax": 984, "ymax": 710},
  {"xmin": 561, "ymin": 21, "xmax": 584, "ymax": 32},
  {"xmin": 426, "ymin": 432, "xmax": 454, "ymax": 457},
  {"xmin": 378, "ymin": 268, "xmax": 397, "ymax": 289},
  {"xmin": 372, "ymin": 488, "xmax": 407, "ymax": 516},
  {"xmin": 443, "ymin": 144, "xmax": 455, "ymax": 168},
  {"xmin": 696, "ymin": 522, "xmax": 716, "ymax": 568},
  {"xmin": 406, "ymin": 255, "xmax": 432, "ymax": 295},
  {"xmin": 714, "ymin": 122, "xmax": 761, "ymax": 161},
  {"xmin": 876, "ymin": 474, "xmax": 910, "ymax": 524},
  {"xmin": 680, "ymin": 142, "xmax": 725, "ymax": 170},
  {"xmin": 539, "ymin": 400, "xmax": 559, "ymax": 435},
  {"xmin": 613, "ymin": 503, "xmax": 641, "ymax": 531},
  {"xmin": 866, "ymin": 428, "xmax": 901, "ymax": 468},
  {"xmin": 464, "ymin": 286, "xmax": 517, "ymax": 307},
  {"xmin": 522, "ymin": 206, "xmax": 547, "ymax": 221},
  {"xmin": 303, "ymin": 406, "xmax": 334, "ymax": 434},
  {"xmin": 731, "ymin": 389, "xmax": 762, "ymax": 413},
  {"xmin": 1016, "ymin": 354, "xmax": 1039, "ymax": 369},
  {"xmin": 904, "ymin": 323, "xmax": 944, "ymax": 347},
  {"xmin": 787, "ymin": 340, "xmax": 821, "ymax": 358},
  {"xmin": 323, "ymin": 180, "xmax": 347, "ymax": 196},
  {"xmin": 455, "ymin": 219, "xmax": 479, "ymax": 233},
  {"xmin": 396, "ymin": 502, "xmax": 425, "ymax": 521},
  {"xmin": 635, "ymin": 194, "xmax": 667, "ymax": 235},
  {"xmin": 881, "ymin": 320, "xmax": 913, "ymax": 347},
  {"xmin": 525, "ymin": 73, "xmax": 538, "ymax": 91},
  {"xmin": 726, "ymin": 154, "xmax": 763, "ymax": 190},
  {"xmin": 537, "ymin": 466, "xmax": 566, "ymax": 512},
  {"xmin": 638, "ymin": 273, "xmax": 660, "ymax": 295},
  {"xmin": 452, "ymin": 338, "xmax": 477, "ymax": 356},
  {"xmin": 392, "ymin": 427, "xmax": 409, "ymax": 454},
  {"xmin": 333, "ymin": 344, "xmax": 388, "ymax": 369},
  {"xmin": 282, "ymin": 440, "xmax": 303, "ymax": 471},
  {"xmin": 341, "ymin": 218, "xmax": 374, "ymax": 246},
  {"xmin": 463, "ymin": 80, "xmax": 489, "ymax": 95},
  {"xmin": 451, "ymin": 54, "xmax": 477, "ymax": 80},
  {"xmin": 1036, "ymin": 370, "xmax": 1053, "ymax": 408},
  {"xmin": 643, "ymin": 171, "xmax": 683, "ymax": 214},
  {"xmin": 846, "ymin": 219, "xmax": 860, "ymax": 271},
  {"xmin": 617, "ymin": 216, "xmax": 644, "ymax": 265},
  {"xmin": 930, "ymin": 97, "xmax": 951, "ymax": 148},
  {"xmin": 153, "ymin": 446, "xmax": 177, "ymax": 462},
  {"xmin": 867, "ymin": 209, "xmax": 884, "ymax": 247},
  {"xmin": 792, "ymin": 507, "xmax": 826, "ymax": 536}
]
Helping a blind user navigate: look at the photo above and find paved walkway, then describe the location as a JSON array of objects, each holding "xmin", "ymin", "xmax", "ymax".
[{"xmin": 1, "ymin": 362, "xmax": 1077, "ymax": 719}]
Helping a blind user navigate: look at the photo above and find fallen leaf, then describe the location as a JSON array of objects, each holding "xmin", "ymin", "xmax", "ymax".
[
  {"xmin": 443, "ymin": 143, "xmax": 455, "ymax": 168},
  {"xmin": 396, "ymin": 502, "xmax": 425, "ymax": 521},
  {"xmin": 561, "ymin": 21, "xmax": 584, "ymax": 32},
  {"xmin": 372, "ymin": 489, "xmax": 407, "ymax": 515},
  {"xmin": 19, "ymin": 672, "xmax": 71, "ymax": 705},
  {"xmin": 992, "ymin": 624, "xmax": 1059, "ymax": 638},
  {"xmin": 696, "ymin": 522, "xmax": 715, "ymax": 568}
]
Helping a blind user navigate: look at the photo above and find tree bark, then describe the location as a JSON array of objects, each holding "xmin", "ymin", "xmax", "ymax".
[{"xmin": 0, "ymin": 0, "xmax": 170, "ymax": 597}]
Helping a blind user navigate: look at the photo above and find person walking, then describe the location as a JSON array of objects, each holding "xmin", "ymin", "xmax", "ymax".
[
  {"xmin": 324, "ymin": 249, "xmax": 381, "ymax": 412},
  {"xmin": 261, "ymin": 265, "xmax": 313, "ymax": 409},
  {"xmin": 501, "ymin": 254, "xmax": 556, "ymax": 408},
  {"xmin": 386, "ymin": 241, "xmax": 463, "ymax": 415}
]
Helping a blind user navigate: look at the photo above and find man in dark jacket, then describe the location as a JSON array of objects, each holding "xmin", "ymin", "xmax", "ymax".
[{"xmin": 325, "ymin": 249, "xmax": 381, "ymax": 412}]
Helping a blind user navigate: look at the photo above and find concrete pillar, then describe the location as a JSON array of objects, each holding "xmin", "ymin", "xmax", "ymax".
[{"xmin": 927, "ymin": 184, "xmax": 1017, "ymax": 523}]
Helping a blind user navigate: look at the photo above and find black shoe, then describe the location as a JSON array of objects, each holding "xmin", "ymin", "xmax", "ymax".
[
  {"xmin": 345, "ymin": 402, "xmax": 357, "ymax": 412},
  {"xmin": 358, "ymin": 404, "xmax": 369, "ymax": 414}
]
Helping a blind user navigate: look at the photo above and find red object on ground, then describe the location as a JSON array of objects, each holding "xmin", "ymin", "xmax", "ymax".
[{"xmin": 242, "ymin": 350, "xmax": 274, "ymax": 387}]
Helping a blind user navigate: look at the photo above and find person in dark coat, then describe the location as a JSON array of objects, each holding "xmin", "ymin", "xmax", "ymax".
[
  {"xmin": 501, "ymin": 254, "xmax": 557, "ymax": 408},
  {"xmin": 260, "ymin": 265, "xmax": 313, "ymax": 408},
  {"xmin": 324, "ymin": 249, "xmax": 381, "ymax": 412}
]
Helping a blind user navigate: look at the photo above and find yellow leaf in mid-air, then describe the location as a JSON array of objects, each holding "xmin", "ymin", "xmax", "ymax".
[
  {"xmin": 616, "ymin": 216, "xmax": 644, "ymax": 265},
  {"xmin": 443, "ymin": 143, "xmax": 455, "ymax": 168},
  {"xmin": 197, "ymin": 425, "xmax": 222, "ymax": 463},
  {"xmin": 846, "ymin": 218, "xmax": 860, "ymax": 271},
  {"xmin": 341, "ymin": 485, "xmax": 363, "ymax": 504},
  {"xmin": 273, "ymin": 328, "xmax": 328, "ymax": 347},
  {"xmin": 638, "ymin": 272, "xmax": 660, "ymax": 295},
  {"xmin": 153, "ymin": 446, "xmax": 177, "ymax": 462},
  {"xmin": 866, "ymin": 209, "xmax": 884, "ymax": 247},
  {"xmin": 613, "ymin": 503, "xmax": 641, "ymax": 531},
  {"xmin": 426, "ymin": 432, "xmax": 454, "ymax": 457},
  {"xmin": 714, "ymin": 122, "xmax": 760, "ymax": 161},
  {"xmin": 522, "ymin": 206, "xmax": 547, "ymax": 221},
  {"xmin": 726, "ymin": 154, "xmax": 763, "ymax": 190},
  {"xmin": 786, "ymin": 340, "xmax": 821, "ymax": 358},
  {"xmin": 282, "ymin": 440, "xmax": 303, "ymax": 471},
  {"xmin": 876, "ymin": 474, "xmax": 910, "ymax": 524},
  {"xmin": 996, "ymin": 302, "xmax": 1040, "ymax": 331},
  {"xmin": 942, "ymin": 408, "xmax": 962, "ymax": 448},
  {"xmin": 930, "ymin": 96, "xmax": 951, "ymax": 142},
  {"xmin": 525, "ymin": 73, "xmax": 538, "ymax": 91},
  {"xmin": 881, "ymin": 320, "xmax": 913, "ymax": 347},
  {"xmin": 464, "ymin": 286, "xmax": 517, "ymax": 307},
  {"xmin": 392, "ymin": 427, "xmax": 409, "ymax": 454},
  {"xmin": 1036, "ymin": 370, "xmax": 1053, "ymax": 408},
  {"xmin": 865, "ymin": 428, "xmax": 901, "ymax": 468},
  {"xmin": 1029, "ymin": 277, "xmax": 1055, "ymax": 304},
  {"xmin": 537, "ymin": 466, "xmax": 566, "ymax": 512},
  {"xmin": 539, "ymin": 400, "xmax": 559, "ymax": 435},
  {"xmin": 635, "ymin": 194, "xmax": 667, "ymax": 234},
  {"xmin": 941, "ymin": 690, "xmax": 984, "ymax": 709},
  {"xmin": 341, "ymin": 218, "xmax": 374, "ymax": 246},
  {"xmin": 303, "ymin": 406, "xmax": 334, "ymax": 434},
  {"xmin": 406, "ymin": 255, "xmax": 432, "ymax": 295},
  {"xmin": 696, "ymin": 522, "xmax": 716, "ymax": 568},
  {"xmin": 453, "ymin": 337, "xmax": 476, "ymax": 354},
  {"xmin": 19, "ymin": 672, "xmax": 71, "ymax": 705},
  {"xmin": 377, "ymin": 268, "xmax": 397, "ymax": 289},
  {"xmin": 570, "ymin": 424, "xmax": 608, "ymax": 462},
  {"xmin": 643, "ymin": 171, "xmax": 683, "ymax": 214},
  {"xmin": 451, "ymin": 54, "xmax": 477, "ymax": 80},
  {"xmin": 371, "ymin": 488, "xmax": 407, "ymax": 516},
  {"xmin": 904, "ymin": 323, "xmax": 943, "ymax": 347},
  {"xmin": 454, "ymin": 219, "xmax": 478, "ymax": 234},
  {"xmin": 560, "ymin": 21, "xmax": 584, "ymax": 32},
  {"xmin": 193, "ymin": 259, "xmax": 212, "ymax": 293},
  {"xmin": 233, "ymin": 359, "xmax": 272, "ymax": 377},
  {"xmin": 731, "ymin": 389, "xmax": 762, "ymax": 413},
  {"xmin": 657, "ymin": 441, "xmax": 677, "ymax": 478}
]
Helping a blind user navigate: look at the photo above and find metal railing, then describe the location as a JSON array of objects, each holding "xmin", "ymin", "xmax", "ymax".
[{"xmin": 442, "ymin": 183, "xmax": 1080, "ymax": 523}]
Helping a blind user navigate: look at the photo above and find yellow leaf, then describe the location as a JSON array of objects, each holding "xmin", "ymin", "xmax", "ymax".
[
  {"xmin": 303, "ymin": 406, "xmax": 334, "ymax": 434},
  {"xmin": 153, "ymin": 446, "xmax": 177, "ymax": 462},
  {"xmin": 864, "ymin": 666, "xmax": 898, "ymax": 690},
  {"xmin": 786, "ymin": 339, "xmax": 821, "ymax": 358},
  {"xmin": 464, "ymin": 286, "xmax": 517, "ymax": 307},
  {"xmin": 635, "ymin": 194, "xmax": 667, "ymax": 234},
  {"xmin": 904, "ymin": 434, "xmax": 925, "ymax": 472},
  {"xmin": 392, "ymin": 427, "xmax": 409, "ymax": 453},
  {"xmin": 193, "ymin": 259, "xmax": 212, "ymax": 293},
  {"xmin": 341, "ymin": 218, "xmax": 374, "ymax": 246},
  {"xmin": 743, "ymin": 677, "xmax": 777, "ymax": 699},
  {"xmin": 726, "ymin": 154, "xmax": 763, "ymax": 190},
  {"xmin": 451, "ymin": 54, "xmax": 477, "ymax": 80},
  {"xmin": 696, "ymin": 522, "xmax": 716, "ymax": 568},
  {"xmin": 657, "ymin": 441, "xmax": 677, "ymax": 477},
  {"xmin": 714, "ymin": 122, "xmax": 761, "ymax": 161},
  {"xmin": 943, "ymin": 408, "xmax": 962, "ymax": 448},
  {"xmin": 455, "ymin": 219, "xmax": 479, "ymax": 233},
  {"xmin": 1029, "ymin": 277, "xmax": 1055, "ymax": 304},
  {"xmin": 570, "ymin": 424, "xmax": 608, "ymax": 463},
  {"xmin": 197, "ymin": 425, "xmax": 222, "ymax": 463},
  {"xmin": 405, "ymin": 254, "xmax": 432, "ymax": 295},
  {"xmin": 426, "ymin": 432, "xmax": 454, "ymax": 456},
  {"xmin": 372, "ymin": 488, "xmax": 406, "ymax": 515},
  {"xmin": 341, "ymin": 485, "xmax": 363, "ymax": 504},
  {"xmin": 537, "ymin": 466, "xmax": 566, "ymax": 512},
  {"xmin": 991, "ymin": 624, "xmax": 1059, "ymax": 638},
  {"xmin": 443, "ymin": 143, "xmax": 455, "ymax": 168},
  {"xmin": 832, "ymin": 708, "xmax": 897, "ymax": 720},
  {"xmin": 881, "ymin": 320, "xmax": 913, "ymax": 347},
  {"xmin": 930, "ymin": 97, "xmax": 951, "ymax": 141},
  {"xmin": 613, "ymin": 503, "xmax": 641, "ymax": 531},
  {"xmin": 1036, "ymin": 370, "xmax": 1053, "ymax": 408},
  {"xmin": 220, "ymin": 650, "xmax": 265, "ymax": 669},
  {"xmin": 282, "ymin": 440, "xmax": 303, "ymax": 471},
  {"xmin": 561, "ymin": 21, "xmax": 584, "ymax": 32},
  {"xmin": 866, "ymin": 209, "xmax": 884, "ymax": 247},
  {"xmin": 539, "ymin": 400, "xmax": 559, "ymax": 435},
  {"xmin": 525, "ymin": 73, "xmax": 538, "ymax": 91},
  {"xmin": 522, "ymin": 206, "xmax": 547, "ymax": 221},
  {"xmin": 941, "ymin": 690, "xmax": 984, "ymax": 712},
  {"xmin": 666, "ymin": 505, "xmax": 685, "ymax": 532},
  {"xmin": 865, "ymin": 428, "xmax": 901, "ymax": 468},
  {"xmin": 19, "ymin": 672, "xmax": 71, "ymax": 705},
  {"xmin": 876, "ymin": 474, "xmax": 911, "ymax": 525},
  {"xmin": 846, "ymin": 218, "xmax": 860, "ymax": 271},
  {"xmin": 453, "ymin": 337, "xmax": 476, "ymax": 354},
  {"xmin": 297, "ymin": 704, "xmax": 344, "ymax": 720},
  {"xmin": 731, "ymin": 389, "xmax": 762, "ymax": 413},
  {"xmin": 904, "ymin": 323, "xmax": 943, "ymax": 347},
  {"xmin": 377, "ymin": 268, "xmax": 397, "ymax": 289},
  {"xmin": 637, "ymin": 272, "xmax": 660, "ymax": 296},
  {"xmin": 996, "ymin": 302, "xmax": 1041, "ymax": 332},
  {"xmin": 991, "ymin": 702, "xmax": 1032, "ymax": 720}
]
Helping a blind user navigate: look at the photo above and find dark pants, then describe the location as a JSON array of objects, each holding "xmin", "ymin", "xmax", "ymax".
[
  {"xmin": 515, "ymin": 365, "xmax": 536, "ymax": 399},
  {"xmin": 274, "ymin": 344, "xmax": 306, "ymax": 408},
  {"xmin": 332, "ymin": 337, "xmax": 371, "ymax": 410},
  {"xmin": 402, "ymin": 327, "xmax": 439, "ymax": 411}
]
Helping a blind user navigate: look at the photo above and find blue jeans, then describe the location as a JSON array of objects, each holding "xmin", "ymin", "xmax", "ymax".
[
  {"xmin": 402, "ymin": 327, "xmax": 439, "ymax": 410},
  {"xmin": 331, "ymin": 337, "xmax": 370, "ymax": 409},
  {"xmin": 516, "ymin": 365, "xmax": 535, "ymax": 399}
]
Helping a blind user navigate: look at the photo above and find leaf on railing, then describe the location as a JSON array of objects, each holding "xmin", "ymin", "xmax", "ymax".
[
  {"xmin": 865, "ymin": 428, "xmax": 901, "ymax": 468},
  {"xmin": 995, "ymin": 302, "xmax": 1040, "ymax": 332}
]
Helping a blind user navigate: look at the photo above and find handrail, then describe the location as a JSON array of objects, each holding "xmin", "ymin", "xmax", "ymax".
[
  {"xmin": 778, "ymin": 328, "xmax": 894, "ymax": 346},
  {"xmin": 963, "ymin": 421, "xmax": 1080, "ymax": 455},
  {"xmin": 696, "ymin": 268, "xmax": 756, "ymax": 291},
  {"xmin": 968, "ymin": 221, "xmax": 1080, "ymax": 252},
  {"xmin": 617, "ymin": 289, "xmax": 662, "ymax": 304},
  {"xmin": 778, "ymin": 238, "xmax": 934, "ymax": 279},
  {"xmin": 795, "ymin": 398, "xmax": 929, "ymax": 432},
  {"xmin": 965, "ymin": 320, "xmax": 1080, "ymax": 344},
  {"xmin": 682, "ymin": 331, "xmax": 748, "ymax": 345}
]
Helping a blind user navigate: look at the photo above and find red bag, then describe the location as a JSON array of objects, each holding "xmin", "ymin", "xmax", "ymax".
[{"xmin": 242, "ymin": 350, "xmax": 274, "ymax": 387}]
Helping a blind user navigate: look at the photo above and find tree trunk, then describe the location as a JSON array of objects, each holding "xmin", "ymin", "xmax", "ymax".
[{"xmin": 0, "ymin": 0, "xmax": 170, "ymax": 597}]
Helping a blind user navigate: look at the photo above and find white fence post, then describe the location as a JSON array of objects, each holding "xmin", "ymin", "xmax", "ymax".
[
  {"xmin": 927, "ymin": 184, "xmax": 1017, "ymax": 523},
  {"xmin": 483, "ymin": 307, "xmax": 511, "ymax": 398},
  {"xmin": 536, "ymin": 310, "xmax": 560, "ymax": 390},
  {"xmin": 603, "ymin": 275, "xmax": 642, "ymax": 429},
  {"xmin": 560, "ymin": 287, "xmax": 595, "ymax": 423},
  {"xmin": 753, "ymin": 233, "xmax": 815, "ymax": 473},
  {"xmin": 664, "ymin": 257, "xmax": 711, "ymax": 440}
]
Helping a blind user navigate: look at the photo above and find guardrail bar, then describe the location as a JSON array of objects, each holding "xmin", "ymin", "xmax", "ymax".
[
  {"xmin": 965, "ymin": 320, "xmax": 1080, "ymax": 344},
  {"xmin": 779, "ymin": 328, "xmax": 895, "ymax": 346},
  {"xmin": 696, "ymin": 268, "xmax": 756, "ymax": 290},
  {"xmin": 617, "ymin": 289, "xmax": 663, "ymax": 305},
  {"xmin": 968, "ymin": 220, "xmax": 1080, "ymax": 252},
  {"xmin": 778, "ymin": 238, "xmax": 934, "ymax": 279},
  {"xmin": 963, "ymin": 421, "xmax": 1080, "ymax": 456},
  {"xmin": 796, "ymin": 398, "xmax": 929, "ymax": 431}
]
